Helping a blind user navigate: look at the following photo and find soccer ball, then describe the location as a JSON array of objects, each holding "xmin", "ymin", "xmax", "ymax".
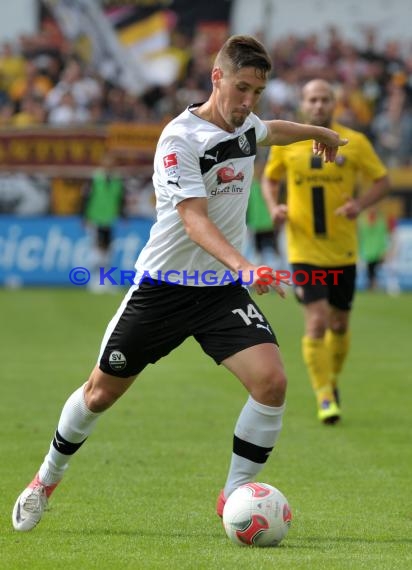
[{"xmin": 222, "ymin": 482, "xmax": 292, "ymax": 547}]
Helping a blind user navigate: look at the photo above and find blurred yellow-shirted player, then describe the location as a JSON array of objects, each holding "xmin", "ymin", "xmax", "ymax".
[{"xmin": 262, "ymin": 79, "xmax": 390, "ymax": 424}]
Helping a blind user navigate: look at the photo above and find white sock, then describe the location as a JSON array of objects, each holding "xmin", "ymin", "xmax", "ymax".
[
  {"xmin": 223, "ymin": 396, "xmax": 285, "ymax": 498},
  {"xmin": 38, "ymin": 384, "xmax": 101, "ymax": 485}
]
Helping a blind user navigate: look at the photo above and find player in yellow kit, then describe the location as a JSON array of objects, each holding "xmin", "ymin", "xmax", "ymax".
[{"xmin": 262, "ymin": 79, "xmax": 390, "ymax": 424}]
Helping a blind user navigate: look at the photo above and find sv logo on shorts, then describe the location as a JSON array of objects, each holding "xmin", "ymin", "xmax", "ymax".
[{"xmin": 109, "ymin": 351, "xmax": 127, "ymax": 371}]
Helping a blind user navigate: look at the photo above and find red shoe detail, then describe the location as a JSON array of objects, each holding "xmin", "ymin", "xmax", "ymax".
[
  {"xmin": 28, "ymin": 473, "xmax": 59, "ymax": 498},
  {"xmin": 216, "ymin": 489, "xmax": 226, "ymax": 518}
]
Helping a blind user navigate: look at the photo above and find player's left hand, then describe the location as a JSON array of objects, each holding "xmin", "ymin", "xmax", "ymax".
[{"xmin": 313, "ymin": 130, "xmax": 348, "ymax": 163}]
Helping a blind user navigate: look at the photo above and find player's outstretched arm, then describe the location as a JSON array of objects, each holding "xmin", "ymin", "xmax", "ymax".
[{"xmin": 262, "ymin": 120, "xmax": 348, "ymax": 162}]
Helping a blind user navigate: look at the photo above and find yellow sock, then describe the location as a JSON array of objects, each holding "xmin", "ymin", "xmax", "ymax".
[
  {"xmin": 324, "ymin": 329, "xmax": 350, "ymax": 389},
  {"xmin": 302, "ymin": 336, "xmax": 334, "ymax": 405}
]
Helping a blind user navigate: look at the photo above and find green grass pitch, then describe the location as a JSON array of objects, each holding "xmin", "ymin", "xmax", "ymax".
[{"xmin": 0, "ymin": 287, "xmax": 411, "ymax": 569}]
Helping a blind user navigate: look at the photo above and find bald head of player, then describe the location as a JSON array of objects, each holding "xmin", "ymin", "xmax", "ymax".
[{"xmin": 300, "ymin": 79, "xmax": 336, "ymax": 128}]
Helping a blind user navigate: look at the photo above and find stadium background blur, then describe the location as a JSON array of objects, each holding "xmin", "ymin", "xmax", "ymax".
[{"xmin": 0, "ymin": 0, "xmax": 411, "ymax": 290}]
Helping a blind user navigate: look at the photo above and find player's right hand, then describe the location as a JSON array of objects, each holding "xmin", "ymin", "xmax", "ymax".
[
  {"xmin": 271, "ymin": 204, "xmax": 288, "ymax": 225},
  {"xmin": 248, "ymin": 265, "xmax": 292, "ymax": 298}
]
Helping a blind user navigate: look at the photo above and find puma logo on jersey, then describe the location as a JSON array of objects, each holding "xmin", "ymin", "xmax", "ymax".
[
  {"xmin": 204, "ymin": 152, "xmax": 219, "ymax": 162},
  {"xmin": 167, "ymin": 177, "xmax": 181, "ymax": 189}
]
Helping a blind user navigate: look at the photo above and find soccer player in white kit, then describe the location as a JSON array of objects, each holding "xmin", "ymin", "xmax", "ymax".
[{"xmin": 12, "ymin": 35, "xmax": 347, "ymax": 531}]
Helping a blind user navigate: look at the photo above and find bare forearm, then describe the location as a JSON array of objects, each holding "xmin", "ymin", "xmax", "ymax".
[
  {"xmin": 184, "ymin": 215, "xmax": 248, "ymax": 272},
  {"xmin": 261, "ymin": 176, "xmax": 280, "ymax": 211},
  {"xmin": 263, "ymin": 120, "xmax": 336, "ymax": 146},
  {"xmin": 335, "ymin": 175, "xmax": 391, "ymax": 219},
  {"xmin": 176, "ymin": 198, "xmax": 288, "ymax": 296},
  {"xmin": 357, "ymin": 176, "xmax": 391, "ymax": 211}
]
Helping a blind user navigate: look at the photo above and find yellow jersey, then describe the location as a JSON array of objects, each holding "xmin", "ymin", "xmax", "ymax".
[{"xmin": 263, "ymin": 123, "xmax": 388, "ymax": 266}]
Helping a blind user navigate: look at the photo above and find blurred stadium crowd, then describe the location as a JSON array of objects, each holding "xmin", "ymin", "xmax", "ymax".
[{"xmin": 1, "ymin": 21, "xmax": 412, "ymax": 169}]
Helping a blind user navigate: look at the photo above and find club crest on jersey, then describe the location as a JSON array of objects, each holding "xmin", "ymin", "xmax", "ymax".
[{"xmin": 238, "ymin": 133, "xmax": 251, "ymax": 155}]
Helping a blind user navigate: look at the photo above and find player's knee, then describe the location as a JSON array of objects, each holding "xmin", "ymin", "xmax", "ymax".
[
  {"xmin": 274, "ymin": 370, "xmax": 287, "ymax": 398},
  {"xmin": 252, "ymin": 369, "xmax": 287, "ymax": 406},
  {"xmin": 307, "ymin": 316, "xmax": 327, "ymax": 337},
  {"xmin": 329, "ymin": 320, "xmax": 348, "ymax": 334},
  {"xmin": 329, "ymin": 315, "xmax": 349, "ymax": 334}
]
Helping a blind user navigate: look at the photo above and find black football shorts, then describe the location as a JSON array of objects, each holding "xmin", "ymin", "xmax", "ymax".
[
  {"xmin": 291, "ymin": 263, "xmax": 356, "ymax": 311},
  {"xmin": 98, "ymin": 279, "xmax": 278, "ymax": 378}
]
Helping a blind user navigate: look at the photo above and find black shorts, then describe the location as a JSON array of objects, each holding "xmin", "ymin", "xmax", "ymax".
[
  {"xmin": 367, "ymin": 259, "xmax": 383, "ymax": 281},
  {"xmin": 291, "ymin": 263, "xmax": 356, "ymax": 311},
  {"xmin": 98, "ymin": 279, "xmax": 278, "ymax": 378},
  {"xmin": 96, "ymin": 226, "xmax": 113, "ymax": 249},
  {"xmin": 254, "ymin": 230, "xmax": 276, "ymax": 253}
]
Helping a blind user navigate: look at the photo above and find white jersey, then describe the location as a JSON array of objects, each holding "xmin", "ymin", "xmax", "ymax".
[{"xmin": 134, "ymin": 104, "xmax": 268, "ymax": 286}]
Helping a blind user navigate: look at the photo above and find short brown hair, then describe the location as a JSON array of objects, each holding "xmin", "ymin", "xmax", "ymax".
[{"xmin": 215, "ymin": 35, "xmax": 272, "ymax": 78}]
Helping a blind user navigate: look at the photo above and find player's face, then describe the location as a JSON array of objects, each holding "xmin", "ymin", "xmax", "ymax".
[
  {"xmin": 215, "ymin": 67, "xmax": 267, "ymax": 131},
  {"xmin": 300, "ymin": 85, "xmax": 335, "ymax": 127}
]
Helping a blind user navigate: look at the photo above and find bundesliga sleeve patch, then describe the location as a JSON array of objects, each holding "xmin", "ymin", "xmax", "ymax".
[
  {"xmin": 163, "ymin": 152, "xmax": 181, "ymax": 188},
  {"xmin": 163, "ymin": 153, "xmax": 177, "ymax": 168}
]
